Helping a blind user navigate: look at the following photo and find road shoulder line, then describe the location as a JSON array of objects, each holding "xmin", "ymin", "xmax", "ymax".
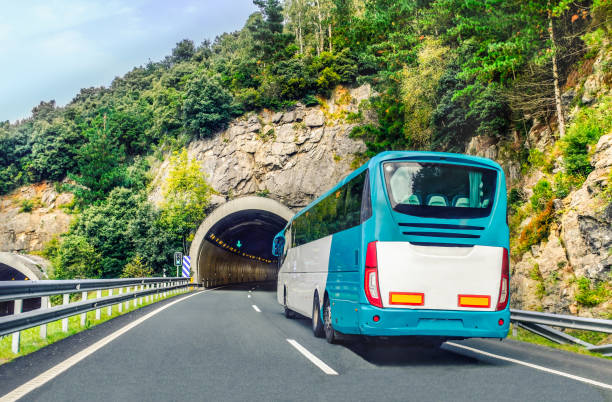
[{"xmin": 446, "ymin": 341, "xmax": 612, "ymax": 391}]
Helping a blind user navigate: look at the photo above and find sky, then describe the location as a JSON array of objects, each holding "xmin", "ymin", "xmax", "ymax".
[{"xmin": 0, "ymin": 0, "xmax": 258, "ymax": 123}]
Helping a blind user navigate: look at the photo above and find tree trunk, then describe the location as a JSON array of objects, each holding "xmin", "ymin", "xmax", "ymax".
[
  {"xmin": 298, "ymin": 12, "xmax": 303, "ymax": 54},
  {"xmin": 328, "ymin": 24, "xmax": 332, "ymax": 53},
  {"xmin": 548, "ymin": 8, "xmax": 566, "ymax": 138},
  {"xmin": 315, "ymin": 0, "xmax": 324, "ymax": 55}
]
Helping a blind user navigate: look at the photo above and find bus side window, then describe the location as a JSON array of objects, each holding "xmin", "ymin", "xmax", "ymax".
[{"xmin": 360, "ymin": 171, "xmax": 372, "ymax": 223}]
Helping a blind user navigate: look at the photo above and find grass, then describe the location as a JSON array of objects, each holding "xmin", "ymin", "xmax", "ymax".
[
  {"xmin": 508, "ymin": 324, "xmax": 612, "ymax": 360},
  {"xmin": 0, "ymin": 286, "xmax": 193, "ymax": 365}
]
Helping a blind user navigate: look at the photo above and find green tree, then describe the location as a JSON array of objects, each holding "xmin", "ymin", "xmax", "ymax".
[
  {"xmin": 171, "ymin": 39, "xmax": 196, "ymax": 63},
  {"xmin": 182, "ymin": 75, "xmax": 236, "ymax": 138},
  {"xmin": 71, "ymin": 114, "xmax": 127, "ymax": 204},
  {"xmin": 159, "ymin": 150, "xmax": 212, "ymax": 251},
  {"xmin": 121, "ymin": 254, "xmax": 154, "ymax": 278},
  {"xmin": 50, "ymin": 235, "xmax": 103, "ymax": 279}
]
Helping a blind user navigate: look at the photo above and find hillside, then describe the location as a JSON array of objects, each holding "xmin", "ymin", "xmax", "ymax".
[{"xmin": 0, "ymin": 0, "xmax": 610, "ymax": 316}]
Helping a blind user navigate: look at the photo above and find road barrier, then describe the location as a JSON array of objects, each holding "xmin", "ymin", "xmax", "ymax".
[
  {"xmin": 510, "ymin": 309, "xmax": 612, "ymax": 356},
  {"xmin": 0, "ymin": 278, "xmax": 192, "ymax": 354}
]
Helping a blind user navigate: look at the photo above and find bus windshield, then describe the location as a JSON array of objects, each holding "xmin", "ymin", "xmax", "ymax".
[{"xmin": 383, "ymin": 162, "xmax": 497, "ymax": 219}]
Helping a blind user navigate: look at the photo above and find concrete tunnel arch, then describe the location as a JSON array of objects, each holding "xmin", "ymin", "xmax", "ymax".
[{"xmin": 189, "ymin": 197, "xmax": 294, "ymax": 286}]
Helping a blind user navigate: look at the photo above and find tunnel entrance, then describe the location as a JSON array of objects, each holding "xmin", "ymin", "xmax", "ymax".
[{"xmin": 189, "ymin": 197, "xmax": 294, "ymax": 287}]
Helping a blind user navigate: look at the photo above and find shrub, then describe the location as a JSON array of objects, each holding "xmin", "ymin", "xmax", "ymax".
[
  {"xmin": 575, "ymin": 277, "xmax": 609, "ymax": 307},
  {"xmin": 19, "ymin": 199, "xmax": 35, "ymax": 213},
  {"xmin": 517, "ymin": 200, "xmax": 555, "ymax": 254},
  {"xmin": 561, "ymin": 97, "xmax": 612, "ymax": 176},
  {"xmin": 121, "ymin": 254, "xmax": 154, "ymax": 278},
  {"xmin": 508, "ymin": 188, "xmax": 525, "ymax": 211},
  {"xmin": 530, "ymin": 179, "xmax": 554, "ymax": 212}
]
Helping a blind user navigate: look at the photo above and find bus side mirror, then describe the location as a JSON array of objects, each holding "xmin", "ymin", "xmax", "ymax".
[{"xmin": 272, "ymin": 236, "xmax": 285, "ymax": 257}]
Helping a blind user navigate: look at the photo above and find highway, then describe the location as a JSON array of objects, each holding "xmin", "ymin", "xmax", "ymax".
[{"xmin": 1, "ymin": 284, "xmax": 611, "ymax": 401}]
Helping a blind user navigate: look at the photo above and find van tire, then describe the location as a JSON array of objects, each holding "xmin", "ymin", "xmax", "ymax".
[{"xmin": 312, "ymin": 293, "xmax": 324, "ymax": 338}]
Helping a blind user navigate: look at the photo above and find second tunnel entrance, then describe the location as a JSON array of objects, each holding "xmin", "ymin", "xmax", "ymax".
[{"xmin": 189, "ymin": 197, "xmax": 294, "ymax": 286}]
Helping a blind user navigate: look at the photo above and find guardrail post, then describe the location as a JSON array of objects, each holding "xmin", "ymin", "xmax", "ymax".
[
  {"xmin": 512, "ymin": 322, "xmax": 517, "ymax": 337},
  {"xmin": 81, "ymin": 291, "xmax": 87, "ymax": 326},
  {"xmin": 107, "ymin": 288, "xmax": 113, "ymax": 316},
  {"xmin": 145, "ymin": 285, "xmax": 149, "ymax": 303},
  {"xmin": 133, "ymin": 287, "xmax": 137, "ymax": 308},
  {"xmin": 125, "ymin": 287, "xmax": 130, "ymax": 311},
  {"xmin": 139, "ymin": 285, "xmax": 143, "ymax": 305},
  {"xmin": 95, "ymin": 290, "xmax": 102, "ymax": 320},
  {"xmin": 11, "ymin": 299, "xmax": 22, "ymax": 354},
  {"xmin": 62, "ymin": 293, "xmax": 69, "ymax": 333},
  {"xmin": 40, "ymin": 296, "xmax": 49, "ymax": 339},
  {"xmin": 118, "ymin": 287, "xmax": 123, "ymax": 312}
]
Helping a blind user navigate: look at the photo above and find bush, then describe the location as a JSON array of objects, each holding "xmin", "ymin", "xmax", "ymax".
[
  {"xmin": 575, "ymin": 277, "xmax": 609, "ymax": 307},
  {"xmin": 517, "ymin": 200, "xmax": 555, "ymax": 254},
  {"xmin": 508, "ymin": 188, "xmax": 525, "ymax": 211},
  {"xmin": 50, "ymin": 235, "xmax": 103, "ymax": 279},
  {"xmin": 530, "ymin": 179, "xmax": 554, "ymax": 212},
  {"xmin": 19, "ymin": 199, "xmax": 35, "ymax": 213},
  {"xmin": 561, "ymin": 97, "xmax": 612, "ymax": 176}
]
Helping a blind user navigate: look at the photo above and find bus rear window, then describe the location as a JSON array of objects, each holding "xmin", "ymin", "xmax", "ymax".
[{"xmin": 383, "ymin": 162, "xmax": 497, "ymax": 219}]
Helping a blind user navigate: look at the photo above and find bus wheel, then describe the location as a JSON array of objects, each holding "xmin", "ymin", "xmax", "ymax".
[
  {"xmin": 283, "ymin": 288, "xmax": 294, "ymax": 319},
  {"xmin": 323, "ymin": 297, "xmax": 338, "ymax": 344},
  {"xmin": 312, "ymin": 293, "xmax": 324, "ymax": 338}
]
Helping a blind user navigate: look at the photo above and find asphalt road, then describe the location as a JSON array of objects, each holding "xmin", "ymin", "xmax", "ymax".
[{"xmin": 1, "ymin": 284, "xmax": 611, "ymax": 402}]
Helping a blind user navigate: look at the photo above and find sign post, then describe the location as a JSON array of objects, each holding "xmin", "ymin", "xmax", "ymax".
[{"xmin": 174, "ymin": 252, "xmax": 182, "ymax": 277}]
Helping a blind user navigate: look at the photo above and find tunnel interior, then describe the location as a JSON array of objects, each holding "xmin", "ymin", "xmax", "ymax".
[
  {"xmin": 198, "ymin": 209, "xmax": 288, "ymax": 286},
  {"xmin": 0, "ymin": 263, "xmax": 41, "ymax": 316}
]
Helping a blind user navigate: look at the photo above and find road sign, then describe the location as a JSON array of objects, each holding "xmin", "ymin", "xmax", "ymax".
[
  {"xmin": 182, "ymin": 255, "xmax": 191, "ymax": 278},
  {"xmin": 174, "ymin": 252, "xmax": 183, "ymax": 266},
  {"xmin": 237, "ymin": 240, "xmax": 242, "ymax": 248}
]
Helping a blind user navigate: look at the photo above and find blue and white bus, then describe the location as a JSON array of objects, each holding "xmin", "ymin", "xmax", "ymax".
[{"xmin": 272, "ymin": 151, "xmax": 510, "ymax": 344}]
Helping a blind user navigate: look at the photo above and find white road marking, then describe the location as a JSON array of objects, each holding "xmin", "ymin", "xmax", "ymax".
[
  {"xmin": 247, "ymin": 294, "xmax": 251, "ymax": 298},
  {"xmin": 0, "ymin": 287, "xmax": 223, "ymax": 402},
  {"xmin": 446, "ymin": 342, "xmax": 612, "ymax": 391},
  {"xmin": 286, "ymin": 339, "xmax": 338, "ymax": 375},
  {"xmin": 252, "ymin": 305, "xmax": 261, "ymax": 313}
]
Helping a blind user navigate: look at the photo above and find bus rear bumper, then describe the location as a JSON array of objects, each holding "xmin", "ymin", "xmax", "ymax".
[{"xmin": 358, "ymin": 305, "xmax": 509, "ymax": 338}]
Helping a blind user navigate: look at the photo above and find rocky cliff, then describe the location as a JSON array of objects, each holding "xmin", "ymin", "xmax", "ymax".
[
  {"xmin": 149, "ymin": 85, "xmax": 371, "ymax": 210},
  {"xmin": 0, "ymin": 182, "xmax": 73, "ymax": 253},
  {"xmin": 467, "ymin": 43, "xmax": 611, "ymax": 318}
]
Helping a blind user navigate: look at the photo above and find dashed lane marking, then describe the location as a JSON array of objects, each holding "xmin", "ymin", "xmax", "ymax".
[
  {"xmin": 446, "ymin": 342, "xmax": 612, "ymax": 391},
  {"xmin": 0, "ymin": 287, "xmax": 224, "ymax": 402},
  {"xmin": 287, "ymin": 339, "xmax": 338, "ymax": 375},
  {"xmin": 252, "ymin": 305, "xmax": 261, "ymax": 313}
]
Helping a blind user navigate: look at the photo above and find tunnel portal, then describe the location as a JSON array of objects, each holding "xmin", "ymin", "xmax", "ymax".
[{"xmin": 189, "ymin": 197, "xmax": 294, "ymax": 287}]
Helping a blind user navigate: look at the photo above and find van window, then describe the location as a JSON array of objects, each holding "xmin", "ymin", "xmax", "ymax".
[{"xmin": 383, "ymin": 162, "xmax": 497, "ymax": 219}]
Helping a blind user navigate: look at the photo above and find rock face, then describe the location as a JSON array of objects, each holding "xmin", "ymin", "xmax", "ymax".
[
  {"xmin": 150, "ymin": 85, "xmax": 371, "ymax": 210},
  {"xmin": 0, "ymin": 183, "xmax": 74, "ymax": 253},
  {"xmin": 511, "ymin": 133, "xmax": 612, "ymax": 316}
]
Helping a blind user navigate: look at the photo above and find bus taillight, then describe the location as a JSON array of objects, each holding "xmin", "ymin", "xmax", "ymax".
[
  {"xmin": 365, "ymin": 242, "xmax": 382, "ymax": 308},
  {"xmin": 496, "ymin": 248, "xmax": 509, "ymax": 311}
]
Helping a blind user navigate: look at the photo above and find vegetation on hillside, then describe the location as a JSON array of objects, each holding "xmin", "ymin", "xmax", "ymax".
[{"xmin": 1, "ymin": 0, "xmax": 610, "ymax": 278}]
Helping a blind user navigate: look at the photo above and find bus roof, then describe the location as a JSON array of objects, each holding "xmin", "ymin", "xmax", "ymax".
[{"xmin": 285, "ymin": 150, "xmax": 503, "ymax": 227}]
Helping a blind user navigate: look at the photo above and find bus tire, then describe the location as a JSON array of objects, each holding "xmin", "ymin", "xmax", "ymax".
[
  {"xmin": 323, "ymin": 296, "xmax": 338, "ymax": 344},
  {"xmin": 283, "ymin": 287, "xmax": 295, "ymax": 319},
  {"xmin": 312, "ymin": 293, "xmax": 324, "ymax": 338}
]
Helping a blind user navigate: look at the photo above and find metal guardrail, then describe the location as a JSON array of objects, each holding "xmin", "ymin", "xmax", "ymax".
[
  {"xmin": 0, "ymin": 278, "xmax": 186, "ymax": 302},
  {"xmin": 0, "ymin": 278, "xmax": 193, "ymax": 354},
  {"xmin": 510, "ymin": 309, "xmax": 612, "ymax": 356}
]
